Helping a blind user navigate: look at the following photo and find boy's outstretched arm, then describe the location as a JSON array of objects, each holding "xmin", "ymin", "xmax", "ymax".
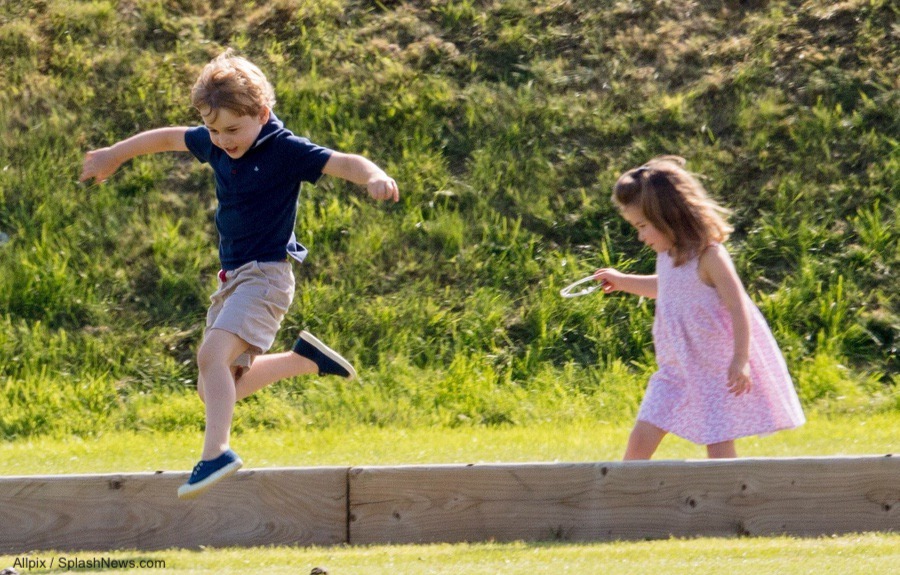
[
  {"xmin": 322, "ymin": 151, "xmax": 399, "ymax": 202},
  {"xmin": 80, "ymin": 127, "xmax": 189, "ymax": 183}
]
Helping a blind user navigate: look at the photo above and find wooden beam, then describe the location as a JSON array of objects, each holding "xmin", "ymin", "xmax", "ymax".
[
  {"xmin": 348, "ymin": 456, "xmax": 900, "ymax": 544},
  {"xmin": 2, "ymin": 457, "xmax": 897, "ymax": 552},
  {"xmin": 0, "ymin": 467, "xmax": 348, "ymax": 552}
]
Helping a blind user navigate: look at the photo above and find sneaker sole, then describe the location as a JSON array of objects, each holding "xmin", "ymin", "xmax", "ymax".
[
  {"xmin": 299, "ymin": 330, "xmax": 358, "ymax": 380},
  {"xmin": 176, "ymin": 459, "xmax": 243, "ymax": 500}
]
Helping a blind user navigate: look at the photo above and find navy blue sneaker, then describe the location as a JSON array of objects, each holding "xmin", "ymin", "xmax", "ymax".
[
  {"xmin": 177, "ymin": 449, "xmax": 243, "ymax": 499},
  {"xmin": 292, "ymin": 330, "xmax": 357, "ymax": 380}
]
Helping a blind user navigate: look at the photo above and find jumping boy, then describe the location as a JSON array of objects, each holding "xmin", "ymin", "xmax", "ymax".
[{"xmin": 80, "ymin": 50, "xmax": 399, "ymax": 499}]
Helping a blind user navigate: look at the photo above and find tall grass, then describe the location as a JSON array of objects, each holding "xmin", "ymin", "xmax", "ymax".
[{"xmin": 0, "ymin": 0, "xmax": 897, "ymax": 439}]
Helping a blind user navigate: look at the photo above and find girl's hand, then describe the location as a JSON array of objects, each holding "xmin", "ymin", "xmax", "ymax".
[
  {"xmin": 366, "ymin": 173, "xmax": 399, "ymax": 202},
  {"xmin": 80, "ymin": 148, "xmax": 122, "ymax": 183},
  {"xmin": 593, "ymin": 268, "xmax": 625, "ymax": 294},
  {"xmin": 727, "ymin": 357, "xmax": 752, "ymax": 396}
]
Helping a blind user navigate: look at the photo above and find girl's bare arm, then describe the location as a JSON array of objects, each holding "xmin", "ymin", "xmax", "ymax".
[
  {"xmin": 699, "ymin": 244, "xmax": 752, "ymax": 395},
  {"xmin": 594, "ymin": 268, "xmax": 658, "ymax": 299}
]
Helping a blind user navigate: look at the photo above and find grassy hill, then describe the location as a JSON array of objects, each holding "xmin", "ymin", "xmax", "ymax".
[{"xmin": 0, "ymin": 0, "xmax": 897, "ymax": 438}]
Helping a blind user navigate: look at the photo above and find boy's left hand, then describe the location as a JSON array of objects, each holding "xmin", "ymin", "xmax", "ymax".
[
  {"xmin": 367, "ymin": 173, "xmax": 399, "ymax": 202},
  {"xmin": 727, "ymin": 358, "xmax": 751, "ymax": 396}
]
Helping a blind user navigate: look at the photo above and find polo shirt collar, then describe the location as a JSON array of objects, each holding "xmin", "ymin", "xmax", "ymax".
[{"xmin": 250, "ymin": 112, "xmax": 285, "ymax": 150}]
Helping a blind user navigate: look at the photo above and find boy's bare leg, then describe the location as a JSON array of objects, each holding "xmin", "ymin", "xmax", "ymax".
[
  {"xmin": 196, "ymin": 329, "xmax": 249, "ymax": 460},
  {"xmin": 233, "ymin": 352, "xmax": 318, "ymax": 401},
  {"xmin": 623, "ymin": 420, "xmax": 667, "ymax": 460}
]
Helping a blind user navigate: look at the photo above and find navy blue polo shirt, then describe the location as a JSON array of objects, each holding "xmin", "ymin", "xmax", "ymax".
[{"xmin": 184, "ymin": 113, "xmax": 333, "ymax": 270}]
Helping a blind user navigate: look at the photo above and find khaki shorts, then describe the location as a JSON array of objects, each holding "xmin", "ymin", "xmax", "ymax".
[{"xmin": 206, "ymin": 260, "xmax": 295, "ymax": 368}]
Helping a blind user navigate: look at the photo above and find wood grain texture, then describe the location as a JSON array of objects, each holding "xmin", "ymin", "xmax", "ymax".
[
  {"xmin": 0, "ymin": 467, "xmax": 348, "ymax": 553},
  {"xmin": 2, "ymin": 457, "xmax": 897, "ymax": 551},
  {"xmin": 348, "ymin": 456, "xmax": 900, "ymax": 544}
]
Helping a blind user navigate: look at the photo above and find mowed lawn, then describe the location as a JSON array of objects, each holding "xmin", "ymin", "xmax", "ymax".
[
  {"xmin": 1, "ymin": 535, "xmax": 899, "ymax": 575},
  {"xmin": 2, "ymin": 414, "xmax": 897, "ymax": 574},
  {"xmin": 1, "ymin": 412, "xmax": 896, "ymax": 476}
]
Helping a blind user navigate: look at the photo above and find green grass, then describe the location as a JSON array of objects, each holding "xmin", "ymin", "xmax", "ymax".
[
  {"xmin": 1, "ymin": 0, "xmax": 897, "ymax": 441},
  {"xmin": 1, "ymin": 2, "xmax": 896, "ymax": 568},
  {"xmin": 2, "ymin": 412, "xmax": 896, "ymax": 476},
  {"xmin": 3, "ymin": 534, "xmax": 899, "ymax": 575},
  {"xmin": 3, "ymin": 416, "xmax": 897, "ymax": 572}
]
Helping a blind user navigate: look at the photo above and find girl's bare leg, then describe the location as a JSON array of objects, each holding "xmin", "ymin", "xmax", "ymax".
[
  {"xmin": 623, "ymin": 420, "xmax": 667, "ymax": 460},
  {"xmin": 706, "ymin": 440, "xmax": 737, "ymax": 459}
]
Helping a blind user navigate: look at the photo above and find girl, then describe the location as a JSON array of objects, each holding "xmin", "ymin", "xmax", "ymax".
[{"xmin": 595, "ymin": 156, "xmax": 805, "ymax": 460}]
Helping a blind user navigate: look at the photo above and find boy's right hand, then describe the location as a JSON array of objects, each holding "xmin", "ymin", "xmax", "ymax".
[
  {"xmin": 593, "ymin": 268, "xmax": 624, "ymax": 294},
  {"xmin": 80, "ymin": 148, "xmax": 122, "ymax": 183}
]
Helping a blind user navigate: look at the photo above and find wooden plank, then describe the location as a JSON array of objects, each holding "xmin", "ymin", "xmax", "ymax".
[
  {"xmin": 3, "ymin": 457, "xmax": 897, "ymax": 551},
  {"xmin": 0, "ymin": 467, "xmax": 348, "ymax": 553},
  {"xmin": 349, "ymin": 462, "xmax": 609, "ymax": 544},
  {"xmin": 348, "ymin": 456, "xmax": 900, "ymax": 544}
]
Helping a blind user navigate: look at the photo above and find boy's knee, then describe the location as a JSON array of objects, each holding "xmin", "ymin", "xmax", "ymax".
[
  {"xmin": 196, "ymin": 342, "xmax": 224, "ymax": 374},
  {"xmin": 196, "ymin": 347, "xmax": 211, "ymax": 372}
]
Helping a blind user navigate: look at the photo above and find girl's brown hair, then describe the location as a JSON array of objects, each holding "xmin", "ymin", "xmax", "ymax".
[
  {"xmin": 612, "ymin": 155, "xmax": 733, "ymax": 265},
  {"xmin": 190, "ymin": 49, "xmax": 276, "ymax": 122}
]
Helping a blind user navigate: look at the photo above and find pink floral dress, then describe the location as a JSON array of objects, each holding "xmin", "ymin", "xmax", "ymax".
[{"xmin": 636, "ymin": 249, "xmax": 806, "ymax": 445}]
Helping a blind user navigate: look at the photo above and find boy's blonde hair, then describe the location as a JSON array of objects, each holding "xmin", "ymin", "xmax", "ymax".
[
  {"xmin": 190, "ymin": 49, "xmax": 276, "ymax": 122},
  {"xmin": 612, "ymin": 155, "xmax": 733, "ymax": 266}
]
